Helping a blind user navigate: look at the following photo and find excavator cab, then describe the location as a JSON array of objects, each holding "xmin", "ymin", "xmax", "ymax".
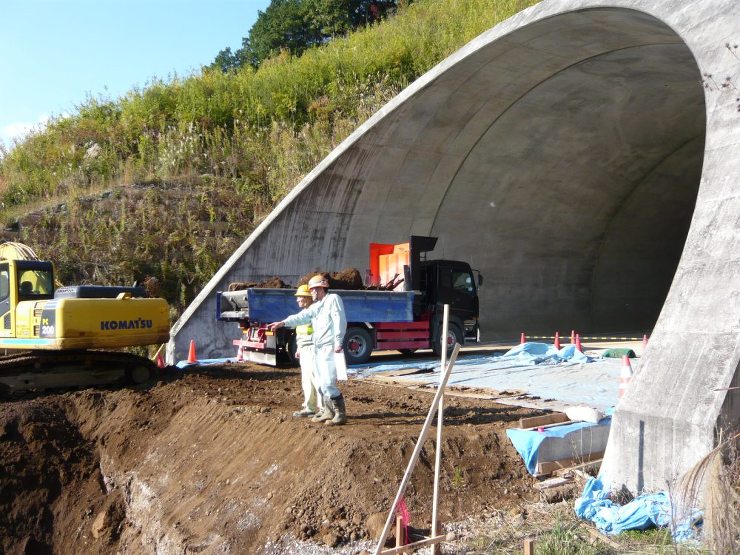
[
  {"xmin": 17, "ymin": 265, "xmax": 54, "ymax": 299},
  {"xmin": 0, "ymin": 260, "xmax": 55, "ymax": 337}
]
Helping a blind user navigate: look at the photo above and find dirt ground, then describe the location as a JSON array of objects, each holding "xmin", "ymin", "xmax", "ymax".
[{"xmin": 0, "ymin": 361, "xmax": 544, "ymax": 554}]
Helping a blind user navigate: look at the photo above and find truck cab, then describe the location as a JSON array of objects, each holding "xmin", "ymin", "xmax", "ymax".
[{"xmin": 418, "ymin": 259, "xmax": 480, "ymax": 347}]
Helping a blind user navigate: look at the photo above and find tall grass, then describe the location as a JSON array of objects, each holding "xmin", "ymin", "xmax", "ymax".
[{"xmin": 0, "ymin": 0, "xmax": 537, "ymax": 313}]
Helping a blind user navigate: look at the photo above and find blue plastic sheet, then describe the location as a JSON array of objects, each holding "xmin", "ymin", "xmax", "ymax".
[
  {"xmin": 498, "ymin": 342, "xmax": 591, "ymax": 365},
  {"xmin": 575, "ymin": 477, "xmax": 701, "ymax": 541},
  {"xmin": 176, "ymin": 357, "xmax": 237, "ymax": 369},
  {"xmin": 506, "ymin": 415, "xmax": 611, "ymax": 475}
]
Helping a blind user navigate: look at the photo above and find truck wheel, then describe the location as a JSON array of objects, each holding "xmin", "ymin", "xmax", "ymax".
[
  {"xmin": 432, "ymin": 323, "xmax": 463, "ymax": 357},
  {"xmin": 343, "ymin": 327, "xmax": 373, "ymax": 365}
]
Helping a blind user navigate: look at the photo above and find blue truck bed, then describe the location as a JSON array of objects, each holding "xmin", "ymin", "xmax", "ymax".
[{"xmin": 218, "ymin": 288, "xmax": 415, "ymax": 324}]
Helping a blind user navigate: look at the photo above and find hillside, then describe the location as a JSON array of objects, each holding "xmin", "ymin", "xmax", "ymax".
[{"xmin": 0, "ymin": 0, "xmax": 536, "ymax": 320}]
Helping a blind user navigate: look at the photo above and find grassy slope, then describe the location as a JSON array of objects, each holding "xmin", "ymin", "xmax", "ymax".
[{"xmin": 0, "ymin": 0, "xmax": 537, "ymax": 317}]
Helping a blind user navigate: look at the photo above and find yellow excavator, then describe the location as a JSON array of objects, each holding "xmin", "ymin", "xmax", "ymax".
[{"xmin": 0, "ymin": 242, "xmax": 170, "ymax": 392}]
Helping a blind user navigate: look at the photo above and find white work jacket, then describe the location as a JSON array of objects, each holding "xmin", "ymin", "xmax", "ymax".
[{"xmin": 283, "ymin": 293, "xmax": 347, "ymax": 349}]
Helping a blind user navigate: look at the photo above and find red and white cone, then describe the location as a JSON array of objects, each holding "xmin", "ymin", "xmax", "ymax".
[
  {"xmin": 156, "ymin": 352, "xmax": 165, "ymax": 369},
  {"xmin": 554, "ymin": 331, "xmax": 561, "ymax": 350},
  {"xmin": 619, "ymin": 355, "xmax": 633, "ymax": 398},
  {"xmin": 575, "ymin": 333, "xmax": 583, "ymax": 352},
  {"xmin": 520, "ymin": 332, "xmax": 526, "ymax": 344}
]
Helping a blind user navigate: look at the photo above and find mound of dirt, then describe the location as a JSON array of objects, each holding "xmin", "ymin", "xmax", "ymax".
[
  {"xmin": 228, "ymin": 277, "xmax": 292, "ymax": 291},
  {"xmin": 0, "ymin": 398, "xmax": 126, "ymax": 554},
  {"xmin": 0, "ymin": 361, "xmax": 539, "ymax": 553},
  {"xmin": 298, "ymin": 269, "xmax": 365, "ymax": 290}
]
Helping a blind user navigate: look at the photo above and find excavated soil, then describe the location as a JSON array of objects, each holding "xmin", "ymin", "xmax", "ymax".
[{"xmin": 0, "ymin": 361, "xmax": 541, "ymax": 554}]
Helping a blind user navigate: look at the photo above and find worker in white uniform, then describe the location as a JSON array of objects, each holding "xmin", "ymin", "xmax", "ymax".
[
  {"xmin": 268, "ymin": 274, "xmax": 348, "ymax": 425},
  {"xmin": 292, "ymin": 284, "xmax": 322, "ymax": 417}
]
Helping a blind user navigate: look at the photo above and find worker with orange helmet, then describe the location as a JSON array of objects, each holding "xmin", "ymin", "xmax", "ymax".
[
  {"xmin": 292, "ymin": 284, "xmax": 322, "ymax": 418},
  {"xmin": 268, "ymin": 274, "xmax": 348, "ymax": 425}
]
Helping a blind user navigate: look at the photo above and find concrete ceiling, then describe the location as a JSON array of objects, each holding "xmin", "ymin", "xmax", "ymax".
[
  {"xmin": 172, "ymin": 0, "xmax": 739, "ymax": 493},
  {"xmin": 341, "ymin": 12, "xmax": 705, "ymax": 336}
]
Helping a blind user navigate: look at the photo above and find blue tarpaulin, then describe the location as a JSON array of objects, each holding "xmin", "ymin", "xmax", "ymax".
[
  {"xmin": 498, "ymin": 342, "xmax": 592, "ymax": 364},
  {"xmin": 176, "ymin": 357, "xmax": 236, "ymax": 369},
  {"xmin": 575, "ymin": 477, "xmax": 701, "ymax": 541},
  {"xmin": 350, "ymin": 342, "xmax": 621, "ymax": 410}
]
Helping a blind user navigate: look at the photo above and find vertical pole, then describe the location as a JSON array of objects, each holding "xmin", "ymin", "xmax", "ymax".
[
  {"xmin": 431, "ymin": 304, "xmax": 449, "ymax": 554},
  {"xmin": 372, "ymin": 345, "xmax": 461, "ymax": 555},
  {"xmin": 395, "ymin": 515, "xmax": 403, "ymax": 549}
]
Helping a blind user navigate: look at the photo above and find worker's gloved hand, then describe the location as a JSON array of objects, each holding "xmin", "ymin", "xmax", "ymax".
[
  {"xmin": 267, "ymin": 321, "xmax": 284, "ymax": 331},
  {"xmin": 335, "ymin": 345, "xmax": 343, "ymax": 353}
]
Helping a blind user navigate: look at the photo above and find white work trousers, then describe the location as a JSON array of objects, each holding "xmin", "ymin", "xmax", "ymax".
[
  {"xmin": 298, "ymin": 345, "xmax": 321, "ymax": 411},
  {"xmin": 315, "ymin": 344, "xmax": 341, "ymax": 399}
]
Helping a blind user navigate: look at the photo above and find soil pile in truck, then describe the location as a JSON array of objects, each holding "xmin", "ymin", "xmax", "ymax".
[
  {"xmin": 298, "ymin": 269, "xmax": 366, "ymax": 290},
  {"xmin": 228, "ymin": 277, "xmax": 293, "ymax": 291}
]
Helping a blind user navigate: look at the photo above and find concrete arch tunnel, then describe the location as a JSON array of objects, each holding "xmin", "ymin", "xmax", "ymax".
[{"xmin": 171, "ymin": 0, "xmax": 739, "ymax": 493}]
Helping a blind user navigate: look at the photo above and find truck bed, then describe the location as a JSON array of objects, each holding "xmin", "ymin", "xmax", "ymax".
[{"xmin": 218, "ymin": 288, "xmax": 416, "ymax": 324}]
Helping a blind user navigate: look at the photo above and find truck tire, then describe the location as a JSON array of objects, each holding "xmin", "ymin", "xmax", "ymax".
[
  {"xmin": 432, "ymin": 323, "xmax": 463, "ymax": 357},
  {"xmin": 343, "ymin": 327, "xmax": 373, "ymax": 365}
]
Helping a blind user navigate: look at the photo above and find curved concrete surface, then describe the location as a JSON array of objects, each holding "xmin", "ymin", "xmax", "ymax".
[{"xmin": 170, "ymin": 0, "xmax": 739, "ymax": 492}]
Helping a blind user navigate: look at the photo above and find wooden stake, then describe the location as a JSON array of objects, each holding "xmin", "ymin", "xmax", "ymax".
[
  {"xmin": 395, "ymin": 516, "xmax": 404, "ymax": 549},
  {"xmin": 431, "ymin": 304, "xmax": 449, "ymax": 555},
  {"xmin": 379, "ymin": 534, "xmax": 447, "ymax": 555},
  {"xmin": 524, "ymin": 537, "xmax": 535, "ymax": 554},
  {"xmin": 372, "ymin": 344, "xmax": 461, "ymax": 555}
]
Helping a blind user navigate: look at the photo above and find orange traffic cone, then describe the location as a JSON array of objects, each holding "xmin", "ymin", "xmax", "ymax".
[
  {"xmin": 520, "ymin": 332, "xmax": 526, "ymax": 344},
  {"xmin": 642, "ymin": 334, "xmax": 649, "ymax": 352},
  {"xmin": 156, "ymin": 352, "xmax": 165, "ymax": 368},
  {"xmin": 619, "ymin": 355, "xmax": 633, "ymax": 398},
  {"xmin": 575, "ymin": 333, "xmax": 583, "ymax": 352},
  {"xmin": 554, "ymin": 331, "xmax": 560, "ymax": 350},
  {"xmin": 188, "ymin": 339, "xmax": 197, "ymax": 363},
  {"xmin": 570, "ymin": 330, "xmax": 575, "ymax": 344}
]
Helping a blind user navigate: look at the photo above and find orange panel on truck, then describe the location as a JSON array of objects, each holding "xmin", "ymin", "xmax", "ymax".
[{"xmin": 375, "ymin": 243, "xmax": 409, "ymax": 289}]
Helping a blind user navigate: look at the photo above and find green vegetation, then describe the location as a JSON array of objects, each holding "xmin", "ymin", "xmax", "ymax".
[
  {"xmin": 458, "ymin": 502, "xmax": 714, "ymax": 554},
  {"xmin": 213, "ymin": 0, "xmax": 400, "ymax": 70},
  {"xmin": 0, "ymin": 0, "xmax": 537, "ymax": 316}
]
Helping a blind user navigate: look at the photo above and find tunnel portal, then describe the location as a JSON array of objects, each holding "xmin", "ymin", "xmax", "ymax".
[{"xmin": 171, "ymin": 0, "xmax": 739, "ymax": 493}]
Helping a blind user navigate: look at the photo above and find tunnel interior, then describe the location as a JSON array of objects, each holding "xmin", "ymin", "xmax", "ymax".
[{"xmin": 338, "ymin": 7, "xmax": 707, "ymax": 339}]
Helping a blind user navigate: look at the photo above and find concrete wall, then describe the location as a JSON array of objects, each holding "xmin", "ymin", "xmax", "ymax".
[{"xmin": 170, "ymin": 0, "xmax": 740, "ymax": 492}]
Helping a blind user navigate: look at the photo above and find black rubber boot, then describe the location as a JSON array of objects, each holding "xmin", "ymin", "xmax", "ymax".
[{"xmin": 325, "ymin": 394, "xmax": 347, "ymax": 426}]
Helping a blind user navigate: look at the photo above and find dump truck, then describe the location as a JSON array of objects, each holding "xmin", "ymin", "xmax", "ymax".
[
  {"xmin": 0, "ymin": 242, "xmax": 170, "ymax": 391},
  {"xmin": 217, "ymin": 236, "xmax": 480, "ymax": 365}
]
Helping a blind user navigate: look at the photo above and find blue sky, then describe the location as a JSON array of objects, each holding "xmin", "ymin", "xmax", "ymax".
[{"xmin": 0, "ymin": 0, "xmax": 270, "ymax": 149}]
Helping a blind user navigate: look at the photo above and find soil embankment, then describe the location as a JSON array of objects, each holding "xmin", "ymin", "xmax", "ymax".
[{"xmin": 0, "ymin": 362, "xmax": 538, "ymax": 553}]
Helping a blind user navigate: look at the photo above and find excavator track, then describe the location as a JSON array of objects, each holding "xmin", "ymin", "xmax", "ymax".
[{"xmin": 0, "ymin": 351, "xmax": 158, "ymax": 393}]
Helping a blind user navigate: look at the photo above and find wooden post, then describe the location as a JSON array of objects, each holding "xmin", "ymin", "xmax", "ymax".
[
  {"xmin": 524, "ymin": 538, "xmax": 535, "ymax": 555},
  {"xmin": 431, "ymin": 304, "xmax": 449, "ymax": 555},
  {"xmin": 395, "ymin": 515, "xmax": 403, "ymax": 549},
  {"xmin": 372, "ymin": 344, "xmax": 461, "ymax": 555}
]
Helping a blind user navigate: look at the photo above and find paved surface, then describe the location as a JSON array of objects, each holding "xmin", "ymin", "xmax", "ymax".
[{"xmin": 171, "ymin": 0, "xmax": 740, "ymax": 493}]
